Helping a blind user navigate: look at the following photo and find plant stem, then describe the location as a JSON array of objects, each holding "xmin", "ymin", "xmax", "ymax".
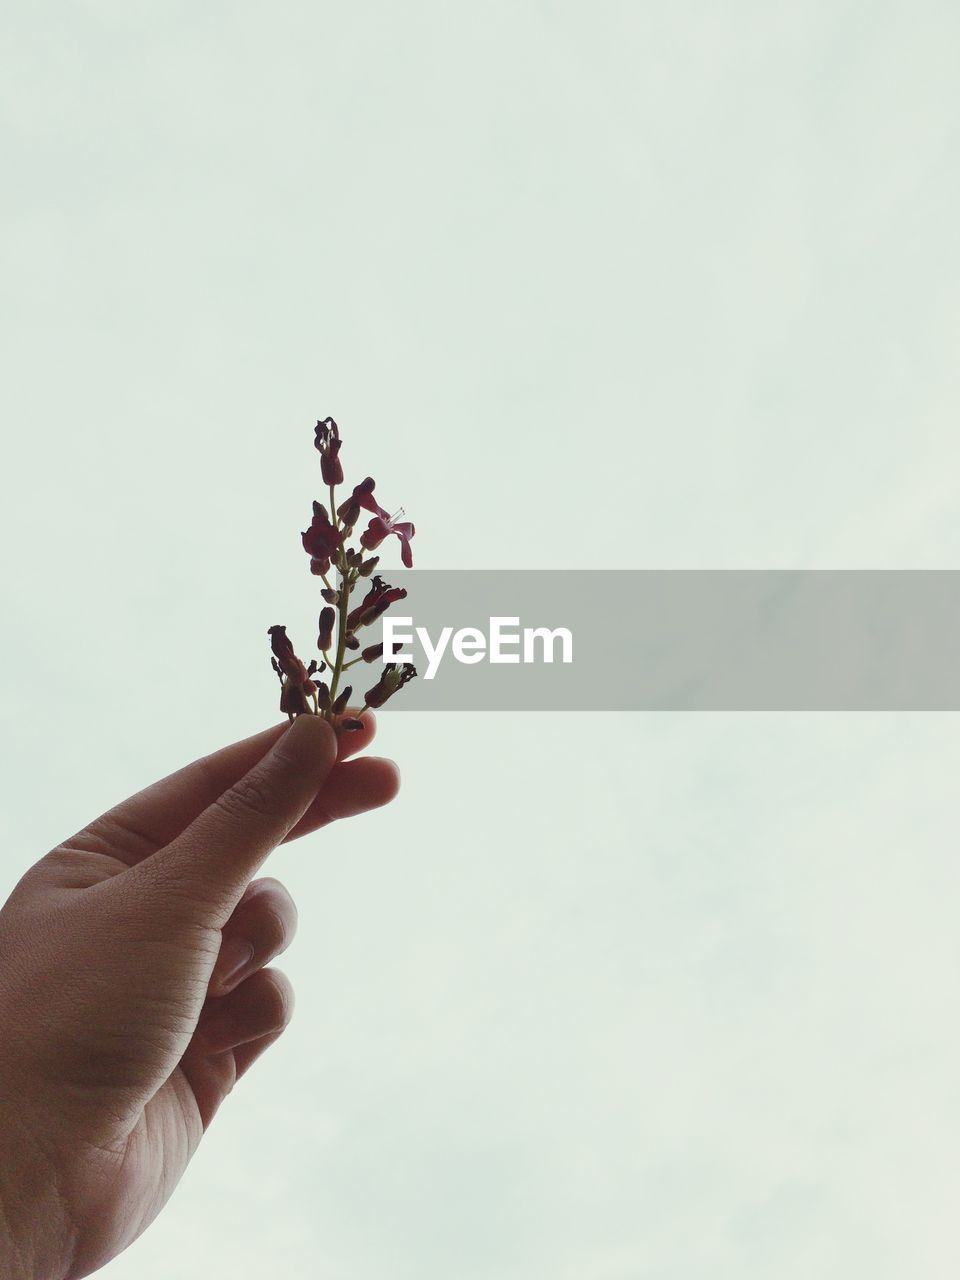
[
  {"xmin": 325, "ymin": 482, "xmax": 352, "ymax": 714},
  {"xmin": 328, "ymin": 556, "xmax": 351, "ymax": 708}
]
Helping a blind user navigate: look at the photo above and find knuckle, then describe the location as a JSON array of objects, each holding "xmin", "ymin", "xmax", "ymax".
[
  {"xmin": 124, "ymin": 854, "xmax": 231, "ymax": 921},
  {"xmin": 213, "ymin": 772, "xmax": 275, "ymax": 825},
  {"xmin": 235, "ymin": 883, "xmax": 298, "ymax": 957}
]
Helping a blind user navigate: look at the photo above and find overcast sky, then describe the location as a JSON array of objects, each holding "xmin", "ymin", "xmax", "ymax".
[{"xmin": 3, "ymin": 2, "xmax": 960, "ymax": 1277}]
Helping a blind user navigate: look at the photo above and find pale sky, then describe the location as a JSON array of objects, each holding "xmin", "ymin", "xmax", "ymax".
[{"xmin": 2, "ymin": 2, "xmax": 960, "ymax": 1277}]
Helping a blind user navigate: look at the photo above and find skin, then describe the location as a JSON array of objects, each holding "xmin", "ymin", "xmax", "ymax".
[{"xmin": 0, "ymin": 712, "xmax": 399, "ymax": 1279}]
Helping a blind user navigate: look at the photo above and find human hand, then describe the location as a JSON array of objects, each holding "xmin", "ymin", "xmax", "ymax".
[{"xmin": 0, "ymin": 713, "xmax": 398, "ymax": 1279}]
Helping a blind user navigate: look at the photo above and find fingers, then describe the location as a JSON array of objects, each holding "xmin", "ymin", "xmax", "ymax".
[
  {"xmin": 209, "ymin": 877, "xmax": 298, "ymax": 997},
  {"xmin": 80, "ymin": 710, "xmax": 380, "ymax": 865},
  {"xmin": 284, "ymin": 756, "xmax": 401, "ymax": 842},
  {"xmin": 125, "ymin": 715, "xmax": 337, "ymax": 918},
  {"xmin": 180, "ymin": 968, "xmax": 294, "ymax": 1129},
  {"xmin": 195, "ymin": 967, "xmax": 295, "ymax": 1056},
  {"xmin": 233, "ymin": 1029, "xmax": 285, "ymax": 1081}
]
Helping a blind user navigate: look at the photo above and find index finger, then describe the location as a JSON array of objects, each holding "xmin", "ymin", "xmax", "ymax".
[
  {"xmin": 77, "ymin": 712, "xmax": 379, "ymax": 863},
  {"xmin": 123, "ymin": 713, "xmax": 338, "ymax": 918}
]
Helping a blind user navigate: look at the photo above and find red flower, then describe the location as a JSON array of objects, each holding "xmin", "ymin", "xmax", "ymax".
[
  {"xmin": 301, "ymin": 502, "xmax": 343, "ymax": 575},
  {"xmin": 337, "ymin": 476, "xmax": 385, "ymax": 526},
  {"xmin": 360, "ymin": 511, "xmax": 415, "ymax": 568},
  {"xmin": 336, "ymin": 477, "xmax": 415, "ymax": 568},
  {"xmin": 346, "ymin": 575, "xmax": 408, "ymax": 631},
  {"xmin": 314, "ymin": 417, "xmax": 343, "ymax": 486},
  {"xmin": 268, "ymin": 625, "xmax": 319, "ymax": 717}
]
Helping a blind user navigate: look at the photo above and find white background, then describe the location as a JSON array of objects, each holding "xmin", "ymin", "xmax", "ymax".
[{"xmin": 3, "ymin": 2, "xmax": 960, "ymax": 1276}]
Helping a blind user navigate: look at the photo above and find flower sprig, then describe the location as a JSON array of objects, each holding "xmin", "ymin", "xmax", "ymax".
[{"xmin": 268, "ymin": 416, "xmax": 417, "ymax": 729}]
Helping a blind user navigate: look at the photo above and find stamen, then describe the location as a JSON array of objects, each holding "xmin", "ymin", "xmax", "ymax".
[{"xmin": 388, "ymin": 507, "xmax": 405, "ymax": 525}]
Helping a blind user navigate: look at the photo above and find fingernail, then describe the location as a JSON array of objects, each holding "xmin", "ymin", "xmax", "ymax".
[{"xmin": 214, "ymin": 938, "xmax": 254, "ymax": 990}]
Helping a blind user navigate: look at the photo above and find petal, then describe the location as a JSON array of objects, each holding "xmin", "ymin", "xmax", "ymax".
[
  {"xmin": 393, "ymin": 524, "xmax": 415, "ymax": 568},
  {"xmin": 321, "ymin": 448, "xmax": 344, "ymax": 486},
  {"xmin": 351, "ymin": 477, "xmax": 389, "ymax": 519},
  {"xmin": 360, "ymin": 516, "xmax": 389, "ymax": 551}
]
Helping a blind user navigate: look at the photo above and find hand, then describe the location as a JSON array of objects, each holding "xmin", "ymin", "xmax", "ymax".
[{"xmin": 0, "ymin": 713, "xmax": 398, "ymax": 1280}]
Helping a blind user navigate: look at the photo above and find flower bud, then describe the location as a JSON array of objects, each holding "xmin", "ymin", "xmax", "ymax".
[
  {"xmin": 314, "ymin": 680, "xmax": 331, "ymax": 711},
  {"xmin": 321, "ymin": 588, "xmax": 339, "ymax": 605},
  {"xmin": 344, "ymin": 632, "xmax": 360, "ymax": 650},
  {"xmin": 361, "ymin": 639, "xmax": 406, "ymax": 663},
  {"xmin": 317, "ymin": 606, "xmax": 336, "ymax": 652},
  {"xmin": 331, "ymin": 685, "xmax": 352, "ymax": 716},
  {"xmin": 359, "ymin": 556, "xmax": 379, "ymax": 577},
  {"xmin": 341, "ymin": 718, "xmax": 364, "ymax": 731},
  {"xmin": 339, "ymin": 500, "xmax": 361, "ymax": 529}
]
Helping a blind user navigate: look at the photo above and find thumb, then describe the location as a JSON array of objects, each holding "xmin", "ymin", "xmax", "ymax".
[{"xmin": 127, "ymin": 714, "xmax": 337, "ymax": 920}]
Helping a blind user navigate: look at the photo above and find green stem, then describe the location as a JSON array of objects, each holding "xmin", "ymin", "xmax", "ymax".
[
  {"xmin": 325, "ymin": 486, "xmax": 353, "ymax": 713},
  {"xmin": 328, "ymin": 557, "xmax": 351, "ymax": 707}
]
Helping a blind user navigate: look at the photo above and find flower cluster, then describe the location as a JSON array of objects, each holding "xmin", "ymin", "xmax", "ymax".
[{"xmin": 267, "ymin": 417, "xmax": 417, "ymax": 727}]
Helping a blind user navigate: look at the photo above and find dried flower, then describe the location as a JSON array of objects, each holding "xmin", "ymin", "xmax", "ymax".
[
  {"xmin": 268, "ymin": 625, "xmax": 319, "ymax": 719},
  {"xmin": 363, "ymin": 662, "xmax": 417, "ymax": 708},
  {"xmin": 346, "ymin": 575, "xmax": 408, "ymax": 631},
  {"xmin": 314, "ymin": 417, "xmax": 343, "ymax": 486},
  {"xmin": 268, "ymin": 416, "xmax": 418, "ymax": 726}
]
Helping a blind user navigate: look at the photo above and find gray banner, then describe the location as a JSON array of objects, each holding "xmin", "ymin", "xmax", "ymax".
[{"xmin": 342, "ymin": 571, "xmax": 960, "ymax": 710}]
